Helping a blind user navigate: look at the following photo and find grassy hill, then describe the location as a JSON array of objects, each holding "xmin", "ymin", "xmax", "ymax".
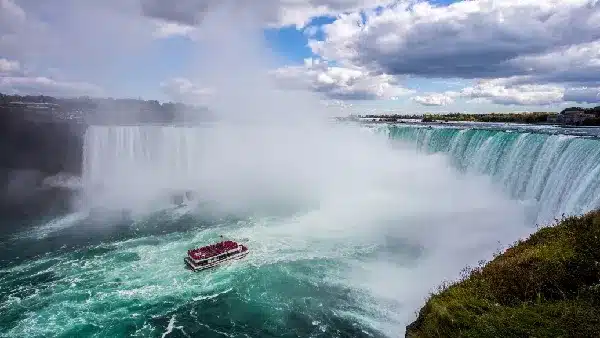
[{"xmin": 406, "ymin": 210, "xmax": 600, "ymax": 337}]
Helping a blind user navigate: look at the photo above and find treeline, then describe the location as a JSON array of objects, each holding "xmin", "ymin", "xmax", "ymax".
[
  {"xmin": 354, "ymin": 112, "xmax": 554, "ymax": 123},
  {"xmin": 349, "ymin": 106, "xmax": 600, "ymax": 126},
  {"xmin": 560, "ymin": 106, "xmax": 600, "ymax": 114},
  {"xmin": 0, "ymin": 93, "xmax": 216, "ymax": 124},
  {"xmin": 421, "ymin": 112, "xmax": 553, "ymax": 124}
]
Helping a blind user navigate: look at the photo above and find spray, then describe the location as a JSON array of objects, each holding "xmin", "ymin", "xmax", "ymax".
[{"xmin": 76, "ymin": 3, "xmax": 533, "ymax": 335}]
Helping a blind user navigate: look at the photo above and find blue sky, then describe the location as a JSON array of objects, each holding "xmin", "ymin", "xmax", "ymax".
[
  {"xmin": 0, "ymin": 0, "xmax": 599, "ymax": 113},
  {"xmin": 263, "ymin": 17, "xmax": 335, "ymax": 66}
]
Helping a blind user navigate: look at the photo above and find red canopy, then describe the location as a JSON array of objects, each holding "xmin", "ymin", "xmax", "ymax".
[{"xmin": 188, "ymin": 240, "xmax": 239, "ymax": 260}]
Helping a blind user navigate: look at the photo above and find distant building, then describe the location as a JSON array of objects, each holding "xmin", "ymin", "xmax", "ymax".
[
  {"xmin": 8, "ymin": 101, "xmax": 59, "ymax": 109},
  {"xmin": 550, "ymin": 109, "xmax": 596, "ymax": 125},
  {"xmin": 2, "ymin": 101, "xmax": 67, "ymax": 123}
]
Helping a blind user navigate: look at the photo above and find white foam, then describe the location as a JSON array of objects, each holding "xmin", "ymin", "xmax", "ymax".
[{"xmin": 19, "ymin": 211, "xmax": 89, "ymax": 239}]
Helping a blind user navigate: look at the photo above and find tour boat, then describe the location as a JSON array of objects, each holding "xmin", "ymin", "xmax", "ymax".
[{"xmin": 184, "ymin": 239, "xmax": 249, "ymax": 271}]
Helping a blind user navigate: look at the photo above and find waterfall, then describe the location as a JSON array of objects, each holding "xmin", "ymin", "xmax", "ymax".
[
  {"xmin": 387, "ymin": 125, "xmax": 600, "ymax": 224},
  {"xmin": 81, "ymin": 123, "xmax": 600, "ymax": 224},
  {"xmin": 81, "ymin": 125, "xmax": 213, "ymax": 211}
]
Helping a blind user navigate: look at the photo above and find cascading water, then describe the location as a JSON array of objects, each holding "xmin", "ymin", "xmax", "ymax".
[
  {"xmin": 1, "ymin": 121, "xmax": 536, "ymax": 337},
  {"xmin": 3, "ymin": 120, "xmax": 599, "ymax": 337},
  {"xmin": 4, "ymin": 1, "xmax": 594, "ymax": 336},
  {"xmin": 81, "ymin": 125, "xmax": 214, "ymax": 213},
  {"xmin": 387, "ymin": 125, "xmax": 600, "ymax": 225}
]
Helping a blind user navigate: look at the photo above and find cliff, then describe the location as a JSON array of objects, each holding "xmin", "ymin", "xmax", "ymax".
[
  {"xmin": 0, "ymin": 93, "xmax": 214, "ymax": 220},
  {"xmin": 406, "ymin": 210, "xmax": 600, "ymax": 337}
]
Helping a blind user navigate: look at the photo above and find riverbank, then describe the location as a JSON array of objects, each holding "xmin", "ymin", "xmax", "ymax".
[
  {"xmin": 344, "ymin": 106, "xmax": 600, "ymax": 126},
  {"xmin": 405, "ymin": 210, "xmax": 600, "ymax": 337}
]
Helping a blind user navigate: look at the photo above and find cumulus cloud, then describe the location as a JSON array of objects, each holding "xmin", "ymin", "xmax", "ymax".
[
  {"xmin": 160, "ymin": 77, "xmax": 214, "ymax": 104},
  {"xmin": 273, "ymin": 58, "xmax": 414, "ymax": 100},
  {"xmin": 0, "ymin": 58, "xmax": 20, "ymax": 74},
  {"xmin": 140, "ymin": 0, "xmax": 214, "ymax": 27},
  {"xmin": 1, "ymin": 1, "xmax": 159, "ymax": 75},
  {"xmin": 0, "ymin": 0, "xmax": 47, "ymax": 61},
  {"xmin": 139, "ymin": 0, "xmax": 393, "ymax": 28},
  {"xmin": 460, "ymin": 80, "xmax": 565, "ymax": 106},
  {"xmin": 413, "ymin": 79, "xmax": 600, "ymax": 107},
  {"xmin": 0, "ymin": 0, "xmax": 165, "ymax": 96},
  {"xmin": 502, "ymin": 41, "xmax": 600, "ymax": 87},
  {"xmin": 0, "ymin": 2, "xmax": 105, "ymax": 98},
  {"xmin": 152, "ymin": 22, "xmax": 196, "ymax": 38},
  {"xmin": 412, "ymin": 93, "xmax": 455, "ymax": 106},
  {"xmin": 0, "ymin": 0, "xmax": 26, "ymax": 29},
  {"xmin": 564, "ymin": 87, "xmax": 600, "ymax": 104},
  {"xmin": 310, "ymin": 0, "xmax": 600, "ymax": 81},
  {"xmin": 2, "ymin": 0, "xmax": 598, "ymax": 108},
  {"xmin": 1, "ymin": 0, "xmax": 402, "ymax": 98}
]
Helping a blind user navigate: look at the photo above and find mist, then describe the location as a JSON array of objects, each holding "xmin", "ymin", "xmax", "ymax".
[
  {"xmin": 80, "ymin": 2, "xmax": 349, "ymax": 213},
  {"xmin": 176, "ymin": 2, "xmax": 327, "ymax": 125},
  {"xmin": 74, "ymin": 3, "xmax": 534, "ymax": 336}
]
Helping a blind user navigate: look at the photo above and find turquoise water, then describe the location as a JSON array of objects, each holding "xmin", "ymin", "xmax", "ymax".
[
  {"xmin": 0, "ymin": 210, "xmax": 394, "ymax": 338},
  {"xmin": 2, "ymin": 122, "xmax": 597, "ymax": 337}
]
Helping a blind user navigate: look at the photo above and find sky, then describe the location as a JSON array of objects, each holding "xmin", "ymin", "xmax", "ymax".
[{"xmin": 0, "ymin": 0, "xmax": 599, "ymax": 114}]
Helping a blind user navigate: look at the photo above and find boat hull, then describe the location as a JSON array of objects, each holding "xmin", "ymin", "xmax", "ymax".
[{"xmin": 184, "ymin": 250, "xmax": 249, "ymax": 272}]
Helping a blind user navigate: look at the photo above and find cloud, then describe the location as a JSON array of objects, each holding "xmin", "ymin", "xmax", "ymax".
[
  {"xmin": 0, "ymin": 58, "xmax": 20, "ymax": 74},
  {"xmin": 273, "ymin": 58, "xmax": 414, "ymax": 100},
  {"xmin": 0, "ymin": 0, "xmax": 26, "ymax": 29},
  {"xmin": 152, "ymin": 21, "xmax": 197, "ymax": 38},
  {"xmin": 564, "ymin": 86, "xmax": 600, "ymax": 104},
  {"xmin": 0, "ymin": 1, "xmax": 150, "ymax": 98},
  {"xmin": 138, "ymin": 0, "xmax": 394, "ymax": 28},
  {"xmin": 310, "ymin": 0, "xmax": 600, "ymax": 82},
  {"xmin": 412, "ymin": 93, "xmax": 455, "ymax": 106},
  {"xmin": 3, "ymin": 0, "xmax": 596, "ymax": 109},
  {"xmin": 0, "ymin": 54, "xmax": 100, "ymax": 99},
  {"xmin": 413, "ymin": 78, "xmax": 600, "ymax": 107},
  {"xmin": 460, "ymin": 80, "xmax": 565, "ymax": 106},
  {"xmin": 0, "ymin": 0, "xmax": 171, "ymax": 97},
  {"xmin": 160, "ymin": 77, "xmax": 213, "ymax": 104},
  {"xmin": 0, "ymin": 0, "xmax": 47, "ymax": 61},
  {"xmin": 499, "ymin": 41, "xmax": 600, "ymax": 87},
  {"xmin": 1, "ymin": 1, "xmax": 159, "ymax": 75},
  {"xmin": 140, "ymin": 0, "xmax": 214, "ymax": 27}
]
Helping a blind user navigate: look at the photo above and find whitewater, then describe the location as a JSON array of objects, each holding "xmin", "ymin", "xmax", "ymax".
[
  {"xmin": 2, "ymin": 120, "xmax": 599, "ymax": 337},
  {"xmin": 5, "ymin": 1, "xmax": 600, "ymax": 336},
  {"xmin": 387, "ymin": 124, "xmax": 600, "ymax": 225}
]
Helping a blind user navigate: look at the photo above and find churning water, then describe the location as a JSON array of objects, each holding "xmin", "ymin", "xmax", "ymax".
[{"xmin": 2, "ymin": 121, "xmax": 597, "ymax": 337}]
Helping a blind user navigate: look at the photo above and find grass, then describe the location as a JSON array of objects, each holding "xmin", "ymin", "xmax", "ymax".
[{"xmin": 405, "ymin": 210, "xmax": 600, "ymax": 337}]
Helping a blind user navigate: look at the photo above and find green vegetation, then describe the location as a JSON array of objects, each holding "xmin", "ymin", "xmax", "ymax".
[
  {"xmin": 356, "ymin": 112, "xmax": 558, "ymax": 123},
  {"xmin": 0, "ymin": 92, "xmax": 214, "ymax": 124},
  {"xmin": 406, "ymin": 210, "xmax": 600, "ymax": 337},
  {"xmin": 347, "ymin": 106, "xmax": 600, "ymax": 126},
  {"xmin": 421, "ymin": 112, "xmax": 553, "ymax": 124}
]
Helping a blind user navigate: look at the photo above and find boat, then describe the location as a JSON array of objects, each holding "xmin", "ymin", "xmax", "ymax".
[{"xmin": 184, "ymin": 239, "xmax": 249, "ymax": 271}]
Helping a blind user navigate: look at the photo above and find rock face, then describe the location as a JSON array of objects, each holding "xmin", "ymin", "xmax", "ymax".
[
  {"xmin": 405, "ymin": 210, "xmax": 600, "ymax": 337},
  {"xmin": 0, "ymin": 108, "xmax": 85, "ymax": 174},
  {"xmin": 0, "ymin": 108, "xmax": 86, "ymax": 220},
  {"xmin": 0, "ymin": 169, "xmax": 78, "ymax": 221},
  {"xmin": 0, "ymin": 93, "xmax": 216, "ymax": 221}
]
